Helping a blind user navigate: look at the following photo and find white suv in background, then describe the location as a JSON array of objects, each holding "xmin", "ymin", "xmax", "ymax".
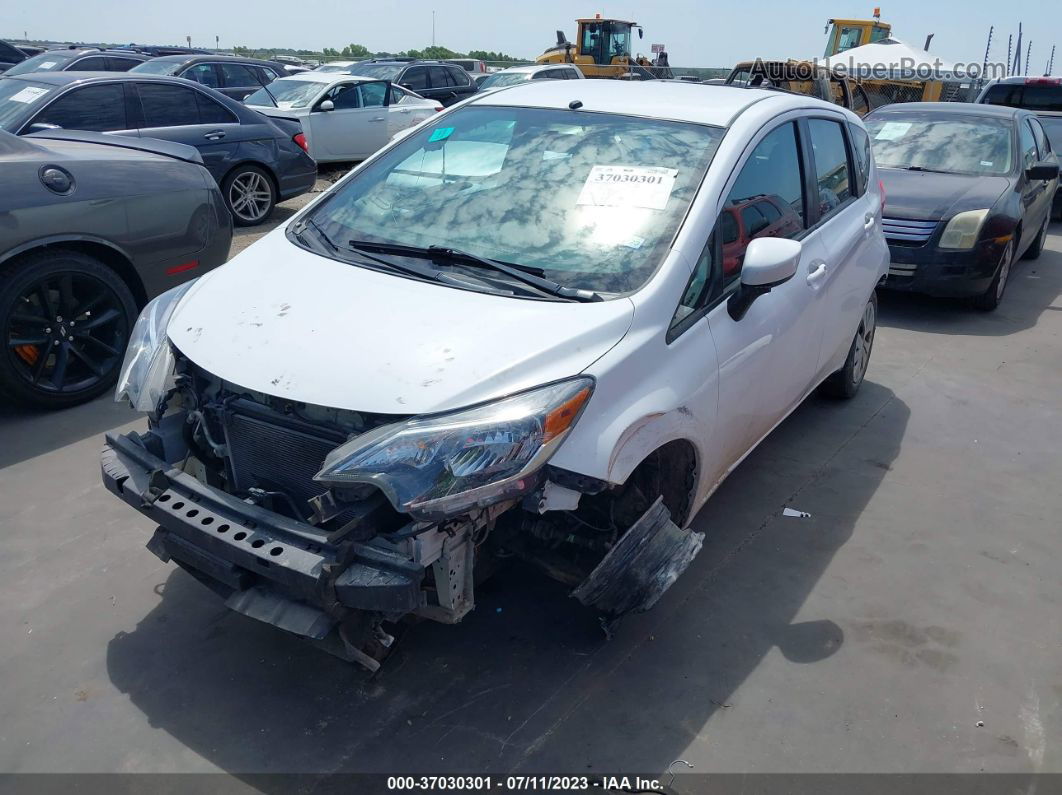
[{"xmin": 103, "ymin": 81, "xmax": 888, "ymax": 670}]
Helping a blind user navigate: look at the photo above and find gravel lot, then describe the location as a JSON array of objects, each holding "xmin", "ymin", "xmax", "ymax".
[{"xmin": 1, "ymin": 199, "xmax": 1059, "ymax": 777}]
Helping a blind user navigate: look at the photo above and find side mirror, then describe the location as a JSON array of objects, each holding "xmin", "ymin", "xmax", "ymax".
[
  {"xmin": 27, "ymin": 122, "xmax": 61, "ymax": 133},
  {"xmin": 317, "ymin": 99, "xmax": 335, "ymax": 112},
  {"xmin": 1026, "ymin": 161, "xmax": 1060, "ymax": 181},
  {"xmin": 727, "ymin": 237, "xmax": 802, "ymax": 321}
]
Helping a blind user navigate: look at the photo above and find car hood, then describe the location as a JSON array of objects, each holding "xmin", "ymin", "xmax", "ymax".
[
  {"xmin": 168, "ymin": 230, "xmax": 634, "ymax": 414},
  {"xmin": 878, "ymin": 168, "xmax": 1011, "ymax": 219}
]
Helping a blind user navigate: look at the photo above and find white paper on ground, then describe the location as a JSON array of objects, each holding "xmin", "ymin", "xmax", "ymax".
[{"xmin": 576, "ymin": 165, "xmax": 678, "ymax": 210}]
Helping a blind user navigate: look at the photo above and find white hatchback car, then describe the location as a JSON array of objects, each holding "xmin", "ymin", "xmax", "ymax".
[
  {"xmin": 245, "ymin": 72, "xmax": 441, "ymax": 162},
  {"xmin": 104, "ymin": 81, "xmax": 888, "ymax": 669}
]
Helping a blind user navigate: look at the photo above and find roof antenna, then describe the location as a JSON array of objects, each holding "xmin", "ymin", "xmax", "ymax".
[{"xmin": 568, "ymin": 99, "xmax": 583, "ymax": 110}]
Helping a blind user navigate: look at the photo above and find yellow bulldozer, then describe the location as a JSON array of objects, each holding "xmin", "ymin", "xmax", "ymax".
[{"xmin": 536, "ymin": 14, "xmax": 671, "ymax": 79}]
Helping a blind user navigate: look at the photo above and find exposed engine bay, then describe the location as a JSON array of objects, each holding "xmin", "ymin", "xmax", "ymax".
[{"xmin": 101, "ymin": 352, "xmax": 703, "ymax": 672}]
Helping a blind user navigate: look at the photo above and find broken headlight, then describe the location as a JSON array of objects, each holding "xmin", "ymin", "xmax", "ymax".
[
  {"xmin": 114, "ymin": 281, "xmax": 196, "ymax": 412},
  {"xmin": 315, "ymin": 378, "xmax": 593, "ymax": 519}
]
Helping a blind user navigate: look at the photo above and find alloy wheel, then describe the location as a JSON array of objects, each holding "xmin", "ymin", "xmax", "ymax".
[
  {"xmin": 228, "ymin": 170, "xmax": 273, "ymax": 223},
  {"xmin": 5, "ymin": 272, "xmax": 128, "ymax": 395},
  {"xmin": 850, "ymin": 298, "xmax": 876, "ymax": 386}
]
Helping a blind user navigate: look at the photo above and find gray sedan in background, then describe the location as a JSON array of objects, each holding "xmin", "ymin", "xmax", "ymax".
[
  {"xmin": 0, "ymin": 130, "xmax": 231, "ymax": 409},
  {"xmin": 0, "ymin": 72, "xmax": 317, "ymax": 225}
]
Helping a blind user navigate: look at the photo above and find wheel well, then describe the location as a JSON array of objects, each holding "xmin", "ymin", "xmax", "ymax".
[
  {"xmin": 613, "ymin": 439, "xmax": 699, "ymax": 528},
  {"xmin": 7, "ymin": 241, "xmax": 147, "ymax": 308}
]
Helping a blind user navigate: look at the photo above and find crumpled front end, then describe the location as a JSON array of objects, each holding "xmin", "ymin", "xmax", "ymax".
[{"xmin": 102, "ymin": 352, "xmax": 703, "ymax": 670}]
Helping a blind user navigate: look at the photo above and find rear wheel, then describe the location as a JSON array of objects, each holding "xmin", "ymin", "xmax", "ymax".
[
  {"xmin": 973, "ymin": 238, "xmax": 1014, "ymax": 312},
  {"xmin": 822, "ymin": 291, "xmax": 877, "ymax": 400},
  {"xmin": 0, "ymin": 250, "xmax": 136, "ymax": 409},
  {"xmin": 223, "ymin": 165, "xmax": 276, "ymax": 227}
]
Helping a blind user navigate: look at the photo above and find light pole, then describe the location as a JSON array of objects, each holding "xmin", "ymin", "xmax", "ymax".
[
  {"xmin": 432, "ymin": 10, "xmax": 436, "ymax": 47},
  {"xmin": 216, "ymin": 35, "xmax": 220, "ymax": 53}
]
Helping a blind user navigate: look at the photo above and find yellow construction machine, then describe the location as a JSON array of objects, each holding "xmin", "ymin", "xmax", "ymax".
[
  {"xmin": 536, "ymin": 14, "xmax": 669, "ymax": 79},
  {"xmin": 823, "ymin": 9, "xmax": 892, "ymax": 56}
]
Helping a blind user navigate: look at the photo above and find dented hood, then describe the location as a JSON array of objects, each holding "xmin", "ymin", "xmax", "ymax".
[{"xmin": 167, "ymin": 230, "xmax": 634, "ymax": 414}]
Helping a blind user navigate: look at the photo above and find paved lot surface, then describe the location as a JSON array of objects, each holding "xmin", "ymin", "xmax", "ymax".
[{"xmin": 1, "ymin": 209, "xmax": 1060, "ymax": 777}]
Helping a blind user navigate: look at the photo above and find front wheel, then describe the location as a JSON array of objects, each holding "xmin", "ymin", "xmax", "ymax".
[
  {"xmin": 821, "ymin": 291, "xmax": 877, "ymax": 400},
  {"xmin": 0, "ymin": 250, "xmax": 137, "ymax": 409},
  {"xmin": 223, "ymin": 165, "xmax": 276, "ymax": 227},
  {"xmin": 973, "ymin": 238, "xmax": 1014, "ymax": 312}
]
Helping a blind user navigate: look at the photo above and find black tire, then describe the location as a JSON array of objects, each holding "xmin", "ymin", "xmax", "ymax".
[
  {"xmin": 0, "ymin": 249, "xmax": 137, "ymax": 410},
  {"xmin": 1022, "ymin": 214, "xmax": 1048, "ymax": 261},
  {"xmin": 821, "ymin": 291, "xmax": 877, "ymax": 400},
  {"xmin": 222, "ymin": 164, "xmax": 276, "ymax": 227},
  {"xmin": 973, "ymin": 238, "xmax": 1014, "ymax": 312}
]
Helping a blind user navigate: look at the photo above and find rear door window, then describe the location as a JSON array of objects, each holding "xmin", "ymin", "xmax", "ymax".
[
  {"xmin": 219, "ymin": 63, "xmax": 259, "ymax": 88},
  {"xmin": 184, "ymin": 63, "xmax": 220, "ymax": 88},
  {"xmin": 31, "ymin": 84, "xmax": 127, "ymax": 131},
  {"xmin": 107, "ymin": 56, "xmax": 142, "ymax": 72},
  {"xmin": 195, "ymin": 91, "xmax": 238, "ymax": 123},
  {"xmin": 807, "ymin": 118, "xmax": 853, "ymax": 219},
  {"xmin": 848, "ymin": 122, "xmax": 872, "ymax": 195},
  {"xmin": 428, "ymin": 66, "xmax": 454, "ymax": 88},
  {"xmin": 138, "ymin": 83, "xmax": 201, "ymax": 127}
]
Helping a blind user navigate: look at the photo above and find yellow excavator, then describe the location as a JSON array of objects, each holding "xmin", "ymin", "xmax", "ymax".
[{"xmin": 536, "ymin": 14, "xmax": 670, "ymax": 79}]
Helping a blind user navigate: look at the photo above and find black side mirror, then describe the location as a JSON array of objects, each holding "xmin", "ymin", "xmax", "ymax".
[{"xmin": 1027, "ymin": 161, "xmax": 1060, "ymax": 181}]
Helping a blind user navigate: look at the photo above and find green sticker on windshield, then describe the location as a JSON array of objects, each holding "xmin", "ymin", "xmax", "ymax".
[{"xmin": 428, "ymin": 127, "xmax": 454, "ymax": 142}]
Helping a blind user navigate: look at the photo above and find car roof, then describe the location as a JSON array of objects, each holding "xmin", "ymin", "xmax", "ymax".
[
  {"xmin": 985, "ymin": 75, "xmax": 1062, "ymax": 84},
  {"xmin": 869, "ymin": 101, "xmax": 1027, "ymax": 119},
  {"xmin": 273, "ymin": 71, "xmax": 377, "ymax": 85},
  {"xmin": 3, "ymin": 71, "xmax": 187, "ymax": 85},
  {"xmin": 466, "ymin": 80, "xmax": 822, "ymax": 127},
  {"xmin": 143, "ymin": 53, "xmax": 278, "ymax": 66}
]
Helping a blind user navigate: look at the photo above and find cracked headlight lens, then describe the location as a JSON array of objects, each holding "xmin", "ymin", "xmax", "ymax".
[
  {"xmin": 315, "ymin": 378, "xmax": 593, "ymax": 519},
  {"xmin": 114, "ymin": 281, "xmax": 195, "ymax": 412}
]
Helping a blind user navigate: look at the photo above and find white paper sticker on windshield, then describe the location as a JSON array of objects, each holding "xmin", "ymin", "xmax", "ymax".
[
  {"xmin": 577, "ymin": 165, "xmax": 678, "ymax": 210},
  {"xmin": 39, "ymin": 61, "xmax": 58, "ymax": 69},
  {"xmin": 9, "ymin": 86, "xmax": 49, "ymax": 104},
  {"xmin": 874, "ymin": 122, "xmax": 912, "ymax": 141}
]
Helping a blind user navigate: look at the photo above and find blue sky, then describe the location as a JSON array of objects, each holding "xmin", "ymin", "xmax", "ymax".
[{"xmin": 5, "ymin": 0, "xmax": 1061, "ymax": 70}]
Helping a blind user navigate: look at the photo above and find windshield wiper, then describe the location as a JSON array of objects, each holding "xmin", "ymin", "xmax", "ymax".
[
  {"xmin": 348, "ymin": 240, "xmax": 602, "ymax": 302},
  {"xmin": 293, "ymin": 219, "xmax": 439, "ymax": 281},
  {"xmin": 896, "ymin": 165, "xmax": 952, "ymax": 174}
]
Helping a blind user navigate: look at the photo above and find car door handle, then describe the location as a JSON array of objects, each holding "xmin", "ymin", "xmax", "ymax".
[
  {"xmin": 864, "ymin": 212, "xmax": 875, "ymax": 229},
  {"xmin": 806, "ymin": 260, "xmax": 828, "ymax": 287},
  {"xmin": 369, "ymin": 116, "xmax": 386, "ymax": 122},
  {"xmin": 203, "ymin": 130, "xmax": 225, "ymax": 140}
]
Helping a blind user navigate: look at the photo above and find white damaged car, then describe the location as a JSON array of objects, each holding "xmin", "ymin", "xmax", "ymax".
[{"xmin": 103, "ymin": 81, "xmax": 888, "ymax": 669}]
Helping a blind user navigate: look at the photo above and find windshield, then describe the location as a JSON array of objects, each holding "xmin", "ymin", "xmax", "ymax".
[
  {"xmin": 3, "ymin": 51, "xmax": 77, "ymax": 77},
  {"xmin": 304, "ymin": 106, "xmax": 723, "ymax": 295},
  {"xmin": 347, "ymin": 63, "xmax": 404, "ymax": 80},
  {"xmin": 479, "ymin": 72, "xmax": 532, "ymax": 89},
  {"xmin": 982, "ymin": 82, "xmax": 1062, "ymax": 112},
  {"xmin": 866, "ymin": 115, "xmax": 1014, "ymax": 176},
  {"xmin": 128, "ymin": 59, "xmax": 182, "ymax": 75},
  {"xmin": 315, "ymin": 63, "xmax": 350, "ymax": 73},
  {"xmin": 0, "ymin": 79, "xmax": 54, "ymax": 130},
  {"xmin": 245, "ymin": 79, "xmax": 322, "ymax": 108}
]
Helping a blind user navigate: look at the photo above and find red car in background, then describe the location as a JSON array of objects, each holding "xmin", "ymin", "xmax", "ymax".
[{"xmin": 719, "ymin": 194, "xmax": 804, "ymax": 275}]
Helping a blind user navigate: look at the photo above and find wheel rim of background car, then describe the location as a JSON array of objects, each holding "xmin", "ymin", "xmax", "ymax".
[
  {"xmin": 851, "ymin": 300, "xmax": 876, "ymax": 386},
  {"xmin": 228, "ymin": 171, "xmax": 273, "ymax": 223},
  {"xmin": 996, "ymin": 240, "xmax": 1014, "ymax": 302},
  {"xmin": 5, "ymin": 271, "xmax": 129, "ymax": 395}
]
